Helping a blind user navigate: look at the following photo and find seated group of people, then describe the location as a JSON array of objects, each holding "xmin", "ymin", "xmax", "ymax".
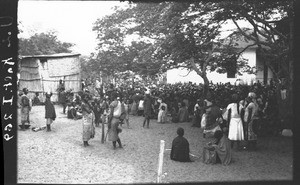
[
  {"xmin": 170, "ymin": 102, "xmax": 190, "ymax": 123},
  {"xmin": 170, "ymin": 127, "xmax": 231, "ymax": 165}
]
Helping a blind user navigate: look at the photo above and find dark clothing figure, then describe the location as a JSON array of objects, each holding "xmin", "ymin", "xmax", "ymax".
[
  {"xmin": 60, "ymin": 91, "xmax": 67, "ymax": 114},
  {"xmin": 171, "ymin": 107, "xmax": 179, "ymax": 123},
  {"xmin": 203, "ymin": 104, "xmax": 222, "ymax": 137},
  {"xmin": 92, "ymin": 100, "xmax": 102, "ymax": 127},
  {"xmin": 178, "ymin": 103, "xmax": 189, "ymax": 123},
  {"xmin": 45, "ymin": 98, "xmax": 56, "ymax": 120},
  {"xmin": 171, "ymin": 136, "xmax": 192, "ymax": 162},
  {"xmin": 45, "ymin": 93, "xmax": 56, "ymax": 131},
  {"xmin": 32, "ymin": 93, "xmax": 42, "ymax": 106},
  {"xmin": 170, "ymin": 128, "xmax": 192, "ymax": 162},
  {"xmin": 143, "ymin": 93, "xmax": 153, "ymax": 128},
  {"xmin": 143, "ymin": 95, "xmax": 152, "ymax": 118}
]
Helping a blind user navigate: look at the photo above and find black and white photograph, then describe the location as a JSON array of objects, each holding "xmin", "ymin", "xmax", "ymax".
[{"xmin": 1, "ymin": 0, "xmax": 296, "ymax": 184}]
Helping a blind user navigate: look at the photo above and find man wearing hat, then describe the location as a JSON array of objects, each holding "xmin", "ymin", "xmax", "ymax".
[{"xmin": 20, "ymin": 88, "xmax": 31, "ymax": 130}]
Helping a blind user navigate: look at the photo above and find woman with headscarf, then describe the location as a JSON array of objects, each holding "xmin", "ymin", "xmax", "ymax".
[
  {"xmin": 44, "ymin": 92, "xmax": 56, "ymax": 132},
  {"xmin": 81, "ymin": 93, "xmax": 95, "ymax": 147},
  {"xmin": 203, "ymin": 129, "xmax": 231, "ymax": 165},
  {"xmin": 244, "ymin": 92, "xmax": 260, "ymax": 150},
  {"xmin": 223, "ymin": 94, "xmax": 244, "ymax": 150}
]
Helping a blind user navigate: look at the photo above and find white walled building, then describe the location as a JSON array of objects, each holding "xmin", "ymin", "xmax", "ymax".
[{"xmin": 167, "ymin": 32, "xmax": 274, "ymax": 85}]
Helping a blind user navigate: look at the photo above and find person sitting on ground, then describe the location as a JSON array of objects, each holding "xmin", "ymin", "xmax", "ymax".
[
  {"xmin": 203, "ymin": 129, "xmax": 231, "ymax": 165},
  {"xmin": 170, "ymin": 127, "xmax": 193, "ymax": 162}
]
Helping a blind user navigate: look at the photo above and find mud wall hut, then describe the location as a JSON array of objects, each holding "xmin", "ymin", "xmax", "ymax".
[{"xmin": 18, "ymin": 53, "xmax": 81, "ymax": 102}]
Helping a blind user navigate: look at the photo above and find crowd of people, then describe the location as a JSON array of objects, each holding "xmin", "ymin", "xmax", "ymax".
[
  {"xmin": 19, "ymin": 77, "xmax": 283, "ymax": 166},
  {"xmin": 77, "ymin": 78, "xmax": 280, "ymax": 135}
]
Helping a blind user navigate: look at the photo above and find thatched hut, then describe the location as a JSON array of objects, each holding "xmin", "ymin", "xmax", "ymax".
[{"xmin": 18, "ymin": 53, "xmax": 81, "ymax": 102}]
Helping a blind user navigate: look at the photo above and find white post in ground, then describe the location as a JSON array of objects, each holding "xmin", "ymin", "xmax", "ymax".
[{"xmin": 157, "ymin": 140, "xmax": 165, "ymax": 183}]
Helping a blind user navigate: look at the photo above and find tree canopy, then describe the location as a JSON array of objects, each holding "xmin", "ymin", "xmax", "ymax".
[
  {"xmin": 90, "ymin": 1, "xmax": 294, "ymax": 97},
  {"xmin": 91, "ymin": 1, "xmax": 256, "ymax": 95},
  {"xmin": 18, "ymin": 30, "xmax": 74, "ymax": 56}
]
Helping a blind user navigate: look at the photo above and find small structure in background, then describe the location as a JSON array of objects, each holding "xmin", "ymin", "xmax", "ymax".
[{"xmin": 18, "ymin": 53, "xmax": 81, "ymax": 102}]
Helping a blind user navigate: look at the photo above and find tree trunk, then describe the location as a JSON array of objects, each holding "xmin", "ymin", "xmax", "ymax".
[
  {"xmin": 202, "ymin": 75, "xmax": 209, "ymax": 99},
  {"xmin": 189, "ymin": 57, "xmax": 211, "ymax": 99}
]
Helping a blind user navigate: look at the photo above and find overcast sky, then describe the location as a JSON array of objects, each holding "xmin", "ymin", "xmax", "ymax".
[
  {"xmin": 18, "ymin": 0, "xmax": 129, "ymax": 56},
  {"xmin": 18, "ymin": 0, "xmax": 252, "ymax": 57}
]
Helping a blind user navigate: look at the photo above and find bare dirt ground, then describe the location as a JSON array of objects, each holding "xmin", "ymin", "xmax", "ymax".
[{"xmin": 17, "ymin": 105, "xmax": 293, "ymax": 184}]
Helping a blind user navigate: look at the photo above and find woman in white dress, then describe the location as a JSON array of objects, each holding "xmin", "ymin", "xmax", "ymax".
[
  {"xmin": 223, "ymin": 94, "xmax": 244, "ymax": 150},
  {"xmin": 157, "ymin": 98, "xmax": 168, "ymax": 123}
]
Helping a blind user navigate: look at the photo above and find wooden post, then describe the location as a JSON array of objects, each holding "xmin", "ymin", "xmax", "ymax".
[
  {"xmin": 101, "ymin": 120, "xmax": 105, "ymax": 143},
  {"xmin": 157, "ymin": 140, "xmax": 165, "ymax": 183}
]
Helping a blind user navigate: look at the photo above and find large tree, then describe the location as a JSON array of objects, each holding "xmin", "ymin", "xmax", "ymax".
[
  {"xmin": 18, "ymin": 30, "xmax": 74, "ymax": 55},
  {"xmin": 212, "ymin": 0, "xmax": 294, "ymax": 128},
  {"xmin": 93, "ymin": 2, "xmax": 248, "ymax": 95}
]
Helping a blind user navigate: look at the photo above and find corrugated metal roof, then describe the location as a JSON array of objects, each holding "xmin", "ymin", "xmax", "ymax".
[{"xmin": 20, "ymin": 53, "xmax": 81, "ymax": 59}]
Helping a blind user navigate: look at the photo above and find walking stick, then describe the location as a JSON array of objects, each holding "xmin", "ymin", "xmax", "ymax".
[{"xmin": 104, "ymin": 129, "xmax": 109, "ymax": 142}]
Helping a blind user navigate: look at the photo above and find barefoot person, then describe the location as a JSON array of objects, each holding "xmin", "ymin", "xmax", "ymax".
[
  {"xmin": 223, "ymin": 94, "xmax": 244, "ymax": 150},
  {"xmin": 108, "ymin": 93, "xmax": 123, "ymax": 149},
  {"xmin": 81, "ymin": 93, "xmax": 95, "ymax": 147},
  {"xmin": 44, "ymin": 92, "xmax": 56, "ymax": 132},
  {"xmin": 143, "ymin": 90, "xmax": 153, "ymax": 128}
]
